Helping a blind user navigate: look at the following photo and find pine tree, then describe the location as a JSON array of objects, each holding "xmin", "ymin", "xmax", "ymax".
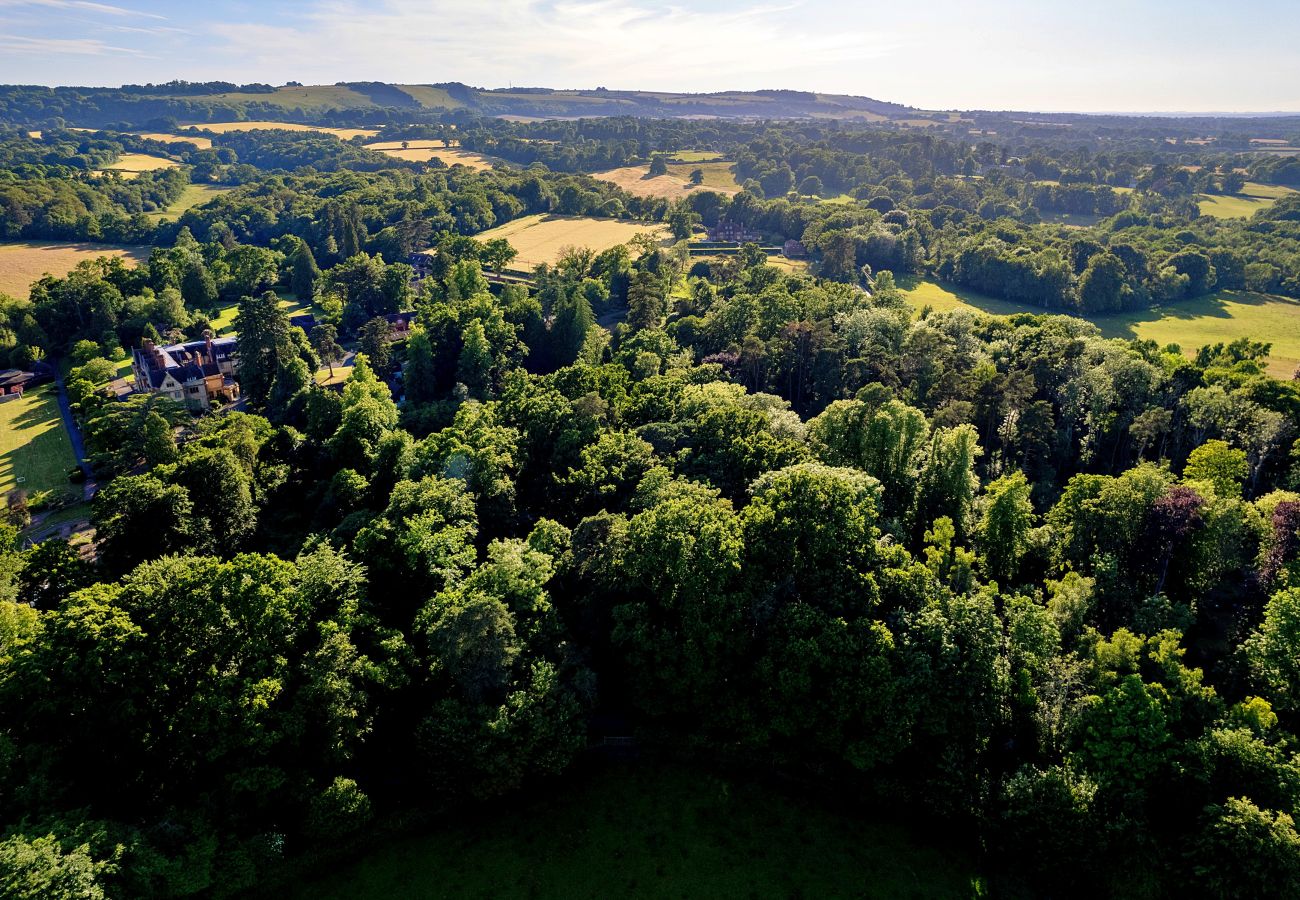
[
  {"xmin": 291, "ymin": 240, "xmax": 321, "ymax": 302},
  {"xmin": 550, "ymin": 289, "xmax": 594, "ymax": 370}
]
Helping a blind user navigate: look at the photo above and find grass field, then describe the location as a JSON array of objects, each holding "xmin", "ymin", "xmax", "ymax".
[
  {"xmin": 666, "ymin": 160, "xmax": 741, "ymax": 191},
  {"xmin": 1197, "ymin": 181, "xmax": 1297, "ymax": 218},
  {"xmin": 0, "ymin": 385, "xmax": 76, "ymax": 502},
  {"xmin": 135, "ymin": 131, "xmax": 213, "ymax": 149},
  {"xmin": 207, "ymin": 85, "xmax": 375, "ymax": 112},
  {"xmin": 365, "ymin": 144, "xmax": 498, "ymax": 169},
  {"xmin": 0, "ymin": 242, "xmax": 149, "ymax": 300},
  {"xmin": 145, "ymin": 184, "xmax": 231, "ymax": 222},
  {"xmin": 292, "ymin": 763, "xmax": 980, "ymax": 900},
  {"xmin": 592, "ymin": 166, "xmax": 721, "ymax": 201},
  {"xmin": 103, "ymin": 152, "xmax": 180, "ymax": 174},
  {"xmin": 182, "ymin": 122, "xmax": 378, "ymax": 140},
  {"xmin": 668, "ymin": 150, "xmax": 725, "ymax": 162},
  {"xmin": 396, "ymin": 85, "xmax": 467, "ymax": 109},
  {"xmin": 899, "ymin": 277, "xmax": 1300, "ymax": 377},
  {"xmin": 477, "ymin": 214, "xmax": 670, "ymax": 271}
]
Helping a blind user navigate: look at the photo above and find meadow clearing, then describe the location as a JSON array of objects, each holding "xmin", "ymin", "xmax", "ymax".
[
  {"xmin": 182, "ymin": 122, "xmax": 379, "ymax": 140},
  {"xmin": 0, "ymin": 384, "xmax": 77, "ymax": 502},
  {"xmin": 363, "ymin": 142, "xmax": 498, "ymax": 170},
  {"xmin": 291, "ymin": 763, "xmax": 979, "ymax": 900},
  {"xmin": 101, "ymin": 152, "xmax": 181, "ymax": 175},
  {"xmin": 593, "ymin": 159, "xmax": 740, "ymax": 201},
  {"xmin": 476, "ymin": 214, "xmax": 670, "ymax": 271},
  {"xmin": 0, "ymin": 242, "xmax": 149, "ymax": 299},
  {"xmin": 592, "ymin": 166, "xmax": 712, "ymax": 200},
  {"xmin": 144, "ymin": 183, "xmax": 232, "ymax": 222},
  {"xmin": 134, "ymin": 131, "xmax": 213, "ymax": 149},
  {"xmin": 899, "ymin": 276, "xmax": 1300, "ymax": 377},
  {"xmin": 1197, "ymin": 181, "xmax": 1297, "ymax": 218}
]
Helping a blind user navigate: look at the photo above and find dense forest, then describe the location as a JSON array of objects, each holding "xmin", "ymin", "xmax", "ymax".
[{"xmin": 5, "ymin": 99, "xmax": 1300, "ymax": 897}]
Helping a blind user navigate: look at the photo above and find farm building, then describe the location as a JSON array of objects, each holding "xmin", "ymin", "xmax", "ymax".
[
  {"xmin": 783, "ymin": 239, "xmax": 807, "ymax": 259},
  {"xmin": 707, "ymin": 219, "xmax": 762, "ymax": 243},
  {"xmin": 132, "ymin": 335, "xmax": 240, "ymax": 411}
]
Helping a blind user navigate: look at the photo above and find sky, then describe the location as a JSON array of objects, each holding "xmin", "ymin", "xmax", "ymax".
[{"xmin": 0, "ymin": 0, "xmax": 1297, "ymax": 113}]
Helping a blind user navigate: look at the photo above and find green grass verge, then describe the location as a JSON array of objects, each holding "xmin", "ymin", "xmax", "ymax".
[
  {"xmin": 0, "ymin": 384, "xmax": 77, "ymax": 500},
  {"xmin": 900, "ymin": 277, "xmax": 1300, "ymax": 377},
  {"xmin": 292, "ymin": 763, "xmax": 981, "ymax": 900}
]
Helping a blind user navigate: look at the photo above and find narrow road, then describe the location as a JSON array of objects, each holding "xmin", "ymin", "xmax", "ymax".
[{"xmin": 53, "ymin": 375, "xmax": 95, "ymax": 499}]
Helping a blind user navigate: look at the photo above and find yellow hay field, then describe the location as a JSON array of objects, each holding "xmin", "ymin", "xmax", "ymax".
[
  {"xmin": 182, "ymin": 122, "xmax": 379, "ymax": 140},
  {"xmin": 0, "ymin": 242, "xmax": 150, "ymax": 300},
  {"xmin": 476, "ymin": 214, "xmax": 670, "ymax": 271}
]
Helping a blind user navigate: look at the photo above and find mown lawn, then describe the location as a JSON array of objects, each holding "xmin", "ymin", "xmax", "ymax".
[
  {"xmin": 899, "ymin": 277, "xmax": 1300, "ymax": 377},
  {"xmin": 293, "ymin": 763, "xmax": 981, "ymax": 900},
  {"xmin": 0, "ymin": 384, "xmax": 76, "ymax": 500}
]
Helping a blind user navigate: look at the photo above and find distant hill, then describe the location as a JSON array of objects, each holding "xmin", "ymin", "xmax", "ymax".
[
  {"xmin": 0, "ymin": 81, "xmax": 930, "ymax": 127},
  {"xmin": 2, "ymin": 82, "xmax": 1297, "ymax": 141}
]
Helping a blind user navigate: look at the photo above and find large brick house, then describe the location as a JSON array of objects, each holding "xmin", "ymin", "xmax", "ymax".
[
  {"xmin": 132, "ymin": 335, "xmax": 240, "ymax": 410},
  {"xmin": 707, "ymin": 219, "xmax": 762, "ymax": 243}
]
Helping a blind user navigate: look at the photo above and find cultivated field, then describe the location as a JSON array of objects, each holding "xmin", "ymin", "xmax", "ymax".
[
  {"xmin": 593, "ymin": 166, "xmax": 716, "ymax": 200},
  {"xmin": 135, "ymin": 131, "xmax": 213, "ymax": 149},
  {"xmin": 594, "ymin": 160, "xmax": 740, "ymax": 200},
  {"xmin": 292, "ymin": 763, "xmax": 979, "ymax": 900},
  {"xmin": 0, "ymin": 242, "xmax": 149, "ymax": 299},
  {"xmin": 0, "ymin": 384, "xmax": 76, "ymax": 502},
  {"xmin": 145, "ymin": 184, "xmax": 232, "ymax": 222},
  {"xmin": 667, "ymin": 160, "xmax": 741, "ymax": 191},
  {"xmin": 1198, "ymin": 181, "xmax": 1297, "ymax": 219},
  {"xmin": 102, "ymin": 152, "xmax": 180, "ymax": 174},
  {"xmin": 182, "ymin": 122, "xmax": 379, "ymax": 140},
  {"xmin": 900, "ymin": 277, "xmax": 1300, "ymax": 378},
  {"xmin": 364, "ymin": 143, "xmax": 498, "ymax": 169},
  {"xmin": 476, "ymin": 214, "xmax": 670, "ymax": 271}
]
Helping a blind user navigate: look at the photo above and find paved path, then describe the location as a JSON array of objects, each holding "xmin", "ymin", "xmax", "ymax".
[{"xmin": 53, "ymin": 375, "xmax": 95, "ymax": 499}]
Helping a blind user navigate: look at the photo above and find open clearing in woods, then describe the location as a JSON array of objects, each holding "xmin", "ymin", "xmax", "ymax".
[
  {"xmin": 182, "ymin": 122, "xmax": 379, "ymax": 140},
  {"xmin": 476, "ymin": 214, "xmax": 669, "ymax": 271},
  {"xmin": 900, "ymin": 276, "xmax": 1300, "ymax": 378},
  {"xmin": 1197, "ymin": 181, "xmax": 1297, "ymax": 218},
  {"xmin": 101, "ymin": 152, "xmax": 180, "ymax": 175},
  {"xmin": 0, "ymin": 242, "xmax": 149, "ymax": 300},
  {"xmin": 290, "ymin": 763, "xmax": 980, "ymax": 900},
  {"xmin": 364, "ymin": 143, "xmax": 499, "ymax": 169},
  {"xmin": 593, "ymin": 160, "xmax": 740, "ymax": 200},
  {"xmin": 134, "ymin": 131, "xmax": 213, "ymax": 149},
  {"xmin": 145, "ymin": 184, "xmax": 232, "ymax": 222}
]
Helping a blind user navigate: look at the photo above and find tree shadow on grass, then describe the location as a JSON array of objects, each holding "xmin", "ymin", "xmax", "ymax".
[{"xmin": 1091, "ymin": 291, "xmax": 1297, "ymax": 342}]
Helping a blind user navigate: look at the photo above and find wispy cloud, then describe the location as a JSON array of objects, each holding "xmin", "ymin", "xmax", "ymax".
[
  {"xmin": 208, "ymin": 0, "xmax": 901, "ymax": 91},
  {"xmin": 0, "ymin": 33, "xmax": 145, "ymax": 55},
  {"xmin": 0, "ymin": 0, "xmax": 164, "ymax": 18}
]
